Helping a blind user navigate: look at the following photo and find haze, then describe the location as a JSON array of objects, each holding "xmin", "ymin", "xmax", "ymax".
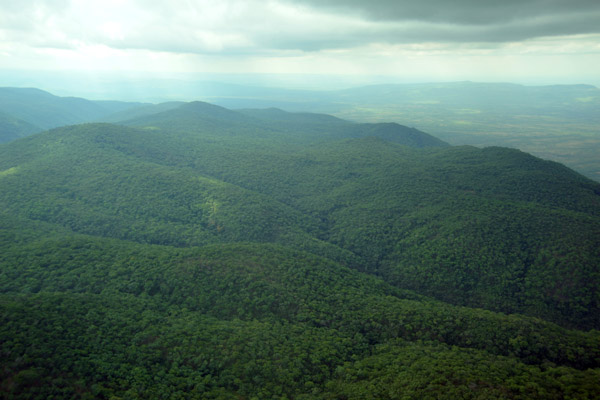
[{"xmin": 2, "ymin": 0, "xmax": 600, "ymax": 97}]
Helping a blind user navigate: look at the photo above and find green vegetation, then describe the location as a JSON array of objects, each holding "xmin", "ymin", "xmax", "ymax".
[
  {"xmin": 317, "ymin": 82, "xmax": 600, "ymax": 181},
  {"xmin": 1, "ymin": 101, "xmax": 600, "ymax": 398},
  {"xmin": 208, "ymin": 82, "xmax": 600, "ymax": 181},
  {"xmin": 4, "ymin": 82, "xmax": 599, "ymax": 181},
  {"xmin": 0, "ymin": 111, "xmax": 39, "ymax": 143},
  {"xmin": 0, "ymin": 87, "xmax": 142, "ymax": 139}
]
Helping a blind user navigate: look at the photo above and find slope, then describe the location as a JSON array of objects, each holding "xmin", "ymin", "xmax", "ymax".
[
  {"xmin": 0, "ymin": 111, "xmax": 40, "ymax": 143},
  {"xmin": 328, "ymin": 82, "xmax": 600, "ymax": 181},
  {"xmin": 89, "ymin": 108, "xmax": 600, "ymax": 328},
  {"xmin": 238, "ymin": 107, "xmax": 448, "ymax": 147},
  {"xmin": 0, "ymin": 87, "xmax": 142, "ymax": 133},
  {"xmin": 100, "ymin": 101, "xmax": 184, "ymax": 123},
  {"xmin": 0, "ymin": 123, "xmax": 355, "ymax": 265},
  {"xmin": 121, "ymin": 100, "xmax": 260, "ymax": 131},
  {"xmin": 187, "ymin": 81, "xmax": 600, "ymax": 181},
  {"xmin": 125, "ymin": 101, "xmax": 448, "ymax": 148},
  {"xmin": 1, "ymin": 223, "xmax": 599, "ymax": 398},
  {"xmin": 2, "ymin": 112, "xmax": 599, "ymax": 329},
  {"xmin": 1, "ymin": 109, "xmax": 600, "ymax": 397}
]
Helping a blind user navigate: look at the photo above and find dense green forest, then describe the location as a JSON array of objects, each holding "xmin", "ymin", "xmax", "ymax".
[
  {"xmin": 3, "ymin": 83, "xmax": 599, "ymax": 182},
  {"xmin": 1, "ymin": 101, "xmax": 600, "ymax": 398}
]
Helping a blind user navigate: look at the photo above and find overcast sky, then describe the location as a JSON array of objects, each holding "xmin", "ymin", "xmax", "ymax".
[{"xmin": 1, "ymin": 0, "xmax": 600, "ymax": 87}]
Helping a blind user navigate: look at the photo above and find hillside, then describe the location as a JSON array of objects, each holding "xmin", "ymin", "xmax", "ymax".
[
  {"xmin": 121, "ymin": 101, "xmax": 448, "ymax": 148},
  {"xmin": 0, "ymin": 111, "xmax": 40, "ymax": 143},
  {"xmin": 332, "ymin": 82, "xmax": 600, "ymax": 181},
  {"xmin": 100, "ymin": 101, "xmax": 184, "ymax": 123},
  {"xmin": 0, "ymin": 87, "xmax": 142, "ymax": 141},
  {"xmin": 1, "ymin": 103, "xmax": 600, "ymax": 398},
  {"xmin": 200, "ymin": 81, "xmax": 600, "ymax": 181},
  {"xmin": 3, "ymin": 83, "xmax": 597, "ymax": 181},
  {"xmin": 121, "ymin": 101, "xmax": 261, "ymax": 132}
]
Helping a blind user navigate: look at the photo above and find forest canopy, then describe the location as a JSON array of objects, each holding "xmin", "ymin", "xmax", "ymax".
[{"xmin": 1, "ymin": 101, "xmax": 600, "ymax": 399}]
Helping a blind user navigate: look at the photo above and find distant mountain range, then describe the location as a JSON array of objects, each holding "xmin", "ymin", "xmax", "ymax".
[
  {"xmin": 0, "ymin": 87, "xmax": 448, "ymax": 149},
  {"xmin": 0, "ymin": 87, "xmax": 145, "ymax": 140}
]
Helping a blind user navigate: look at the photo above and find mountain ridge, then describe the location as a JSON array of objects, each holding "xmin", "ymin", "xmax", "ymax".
[
  {"xmin": 0, "ymin": 87, "xmax": 144, "ymax": 142},
  {"xmin": 1, "ymin": 95, "xmax": 600, "ymax": 398},
  {"xmin": 1, "ymin": 115, "xmax": 598, "ymax": 329}
]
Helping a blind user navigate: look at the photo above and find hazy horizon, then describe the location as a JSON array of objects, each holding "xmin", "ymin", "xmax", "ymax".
[
  {"xmin": 2, "ymin": 0, "xmax": 600, "ymax": 100},
  {"xmin": 2, "ymin": 69, "xmax": 599, "ymax": 103}
]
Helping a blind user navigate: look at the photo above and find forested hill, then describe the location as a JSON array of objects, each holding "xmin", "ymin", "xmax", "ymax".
[
  {"xmin": 0, "ymin": 86, "xmax": 448, "ymax": 148},
  {"xmin": 1, "ymin": 105, "xmax": 600, "ymax": 398},
  {"xmin": 121, "ymin": 101, "xmax": 449, "ymax": 147},
  {"xmin": 0, "ymin": 87, "xmax": 144, "ymax": 143},
  {"xmin": 0, "ymin": 111, "xmax": 39, "ymax": 143}
]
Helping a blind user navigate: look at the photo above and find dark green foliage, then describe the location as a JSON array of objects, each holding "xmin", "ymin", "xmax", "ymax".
[
  {"xmin": 2, "ymin": 240, "xmax": 600, "ymax": 399},
  {"xmin": 328, "ymin": 340, "xmax": 600, "ymax": 400},
  {"xmin": 1, "ymin": 104, "xmax": 600, "ymax": 398}
]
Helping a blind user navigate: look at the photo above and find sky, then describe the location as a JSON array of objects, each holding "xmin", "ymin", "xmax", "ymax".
[{"xmin": 1, "ymin": 0, "xmax": 600, "ymax": 90}]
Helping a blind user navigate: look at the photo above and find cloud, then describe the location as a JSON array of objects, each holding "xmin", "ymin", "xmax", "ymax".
[
  {"xmin": 284, "ymin": 0, "xmax": 600, "ymax": 26},
  {"xmin": 283, "ymin": 0, "xmax": 600, "ymax": 43},
  {"xmin": 1, "ymin": 0, "xmax": 599, "ymax": 85},
  {"xmin": 2, "ymin": 0, "xmax": 600, "ymax": 57},
  {"xmin": 1, "ymin": 0, "xmax": 294, "ymax": 54}
]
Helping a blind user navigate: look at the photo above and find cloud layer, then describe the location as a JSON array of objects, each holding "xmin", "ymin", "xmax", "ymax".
[
  {"xmin": 1, "ymin": 0, "xmax": 599, "ymax": 83},
  {"xmin": 288, "ymin": 0, "xmax": 600, "ymax": 26},
  {"xmin": 3, "ymin": 0, "xmax": 600, "ymax": 54}
]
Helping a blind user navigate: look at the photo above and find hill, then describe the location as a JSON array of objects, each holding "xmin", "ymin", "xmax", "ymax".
[
  {"xmin": 122, "ymin": 101, "xmax": 260, "ymax": 131},
  {"xmin": 122, "ymin": 102, "xmax": 448, "ymax": 148},
  {"xmin": 331, "ymin": 82, "xmax": 600, "ymax": 181},
  {"xmin": 0, "ymin": 87, "xmax": 142, "ymax": 142},
  {"xmin": 99, "ymin": 101, "xmax": 184, "ymax": 123},
  {"xmin": 198, "ymin": 81, "xmax": 600, "ymax": 181},
  {"xmin": 0, "ymin": 111, "xmax": 40, "ymax": 143},
  {"xmin": 2, "ymin": 106, "xmax": 598, "ymax": 329},
  {"xmin": 4, "ymin": 83, "xmax": 597, "ymax": 181},
  {"xmin": 1, "ymin": 103, "xmax": 600, "ymax": 398}
]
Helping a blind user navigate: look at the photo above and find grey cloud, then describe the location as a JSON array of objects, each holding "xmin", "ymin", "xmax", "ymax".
[
  {"xmin": 256, "ymin": 12, "xmax": 600, "ymax": 52},
  {"xmin": 231, "ymin": 0, "xmax": 600, "ymax": 51},
  {"xmin": 279, "ymin": 0, "xmax": 600, "ymax": 45},
  {"xmin": 2, "ymin": 0, "xmax": 599, "ymax": 57},
  {"xmin": 285, "ymin": 0, "xmax": 600, "ymax": 25}
]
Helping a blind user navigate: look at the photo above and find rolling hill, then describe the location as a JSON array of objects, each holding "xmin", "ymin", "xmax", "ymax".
[
  {"xmin": 0, "ymin": 111, "xmax": 40, "ymax": 143},
  {"xmin": 162, "ymin": 81, "xmax": 600, "ymax": 181},
  {"xmin": 1, "ymin": 100, "xmax": 599, "ymax": 398},
  {"xmin": 4, "ymin": 82, "xmax": 598, "ymax": 182},
  {"xmin": 0, "ymin": 87, "xmax": 144, "ymax": 142}
]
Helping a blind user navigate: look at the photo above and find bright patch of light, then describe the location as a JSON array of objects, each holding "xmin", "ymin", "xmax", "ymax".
[{"xmin": 101, "ymin": 22, "xmax": 125, "ymax": 41}]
